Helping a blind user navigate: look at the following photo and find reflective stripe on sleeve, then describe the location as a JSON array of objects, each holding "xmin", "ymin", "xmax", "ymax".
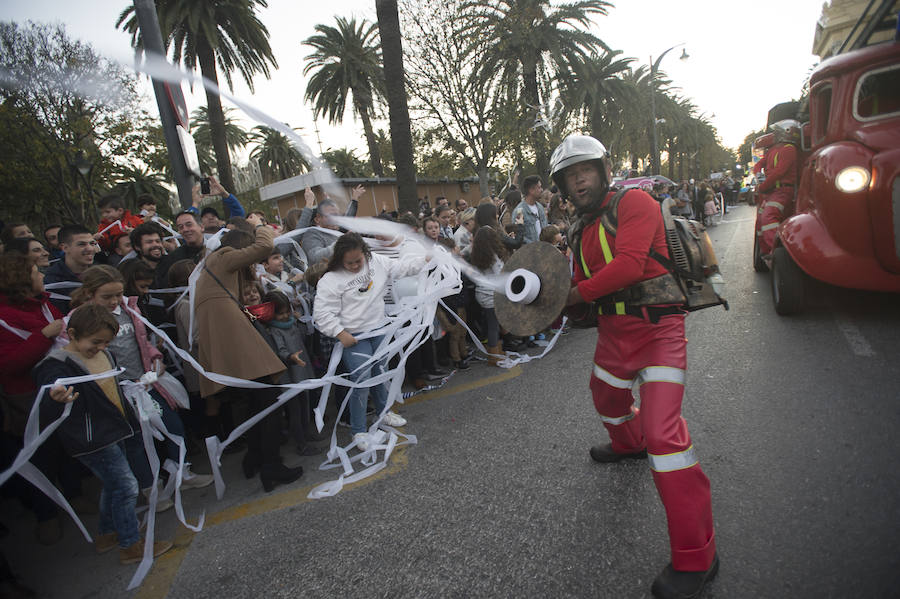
[
  {"xmin": 638, "ymin": 366, "xmax": 685, "ymax": 386},
  {"xmin": 648, "ymin": 445, "xmax": 698, "ymax": 472},
  {"xmin": 598, "ymin": 410, "xmax": 636, "ymax": 425},
  {"xmin": 760, "ymin": 223, "xmax": 779, "ymax": 232},
  {"xmin": 592, "ymin": 363, "xmax": 633, "ymax": 390},
  {"xmin": 766, "ymin": 201, "xmax": 785, "ymax": 212}
]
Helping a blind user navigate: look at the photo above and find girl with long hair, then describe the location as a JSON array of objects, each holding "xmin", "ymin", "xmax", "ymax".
[
  {"xmin": 313, "ymin": 232, "xmax": 429, "ymax": 450},
  {"xmin": 468, "ymin": 226, "xmax": 509, "ymax": 365}
]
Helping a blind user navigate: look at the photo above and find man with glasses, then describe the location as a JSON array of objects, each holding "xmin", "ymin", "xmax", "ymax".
[{"xmin": 44, "ymin": 224, "xmax": 100, "ymax": 313}]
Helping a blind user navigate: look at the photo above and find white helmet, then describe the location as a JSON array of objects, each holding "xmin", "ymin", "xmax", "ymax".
[
  {"xmin": 770, "ymin": 119, "xmax": 801, "ymax": 146},
  {"xmin": 549, "ymin": 134, "xmax": 612, "ymax": 198}
]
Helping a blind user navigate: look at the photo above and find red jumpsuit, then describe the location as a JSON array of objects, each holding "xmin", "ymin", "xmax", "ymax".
[
  {"xmin": 574, "ymin": 189, "xmax": 716, "ymax": 572},
  {"xmin": 756, "ymin": 143, "xmax": 797, "ymax": 255}
]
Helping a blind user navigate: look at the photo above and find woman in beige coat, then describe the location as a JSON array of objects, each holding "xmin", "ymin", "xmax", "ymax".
[{"xmin": 194, "ymin": 216, "xmax": 302, "ymax": 492}]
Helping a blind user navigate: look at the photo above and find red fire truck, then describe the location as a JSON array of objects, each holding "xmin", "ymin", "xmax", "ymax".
[{"xmin": 755, "ymin": 38, "xmax": 900, "ymax": 314}]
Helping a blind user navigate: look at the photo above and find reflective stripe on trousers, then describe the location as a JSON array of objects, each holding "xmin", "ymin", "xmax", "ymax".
[
  {"xmin": 649, "ymin": 445, "xmax": 698, "ymax": 472},
  {"xmin": 592, "ymin": 363, "xmax": 685, "ymax": 424},
  {"xmin": 592, "ymin": 363, "xmax": 685, "ymax": 388}
]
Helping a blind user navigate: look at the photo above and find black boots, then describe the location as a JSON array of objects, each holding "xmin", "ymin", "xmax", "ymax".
[
  {"xmin": 589, "ymin": 443, "xmax": 648, "ymax": 463},
  {"xmin": 651, "ymin": 553, "xmax": 719, "ymax": 599},
  {"xmin": 259, "ymin": 463, "xmax": 303, "ymax": 493}
]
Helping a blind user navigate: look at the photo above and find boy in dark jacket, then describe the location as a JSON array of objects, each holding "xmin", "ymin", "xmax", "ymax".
[{"xmin": 33, "ymin": 304, "xmax": 172, "ymax": 563}]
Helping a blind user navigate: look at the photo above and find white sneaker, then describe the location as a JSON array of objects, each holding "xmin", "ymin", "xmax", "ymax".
[
  {"xmin": 181, "ymin": 466, "xmax": 214, "ymax": 490},
  {"xmin": 381, "ymin": 411, "xmax": 407, "ymax": 427},
  {"xmin": 353, "ymin": 432, "xmax": 370, "ymax": 451}
]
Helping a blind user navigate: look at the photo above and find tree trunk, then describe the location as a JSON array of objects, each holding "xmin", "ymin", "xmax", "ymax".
[
  {"xmin": 478, "ymin": 165, "xmax": 490, "ymax": 197},
  {"xmin": 667, "ymin": 137, "xmax": 675, "ymax": 180},
  {"xmin": 197, "ymin": 39, "xmax": 235, "ymax": 200},
  {"xmin": 522, "ymin": 64, "xmax": 548, "ymax": 184},
  {"xmin": 375, "ymin": 0, "xmax": 417, "ymax": 213},
  {"xmin": 355, "ymin": 97, "xmax": 384, "ymax": 177}
]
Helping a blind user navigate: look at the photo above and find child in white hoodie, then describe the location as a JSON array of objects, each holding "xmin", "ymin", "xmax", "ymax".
[{"xmin": 312, "ymin": 233, "xmax": 428, "ymax": 450}]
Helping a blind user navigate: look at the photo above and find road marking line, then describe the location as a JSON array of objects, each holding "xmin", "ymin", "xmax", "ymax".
[
  {"xmin": 135, "ymin": 364, "xmax": 522, "ymax": 598},
  {"xmin": 136, "ymin": 448, "xmax": 410, "ymax": 599},
  {"xmin": 834, "ymin": 318, "xmax": 876, "ymax": 356},
  {"xmin": 403, "ymin": 365, "xmax": 522, "ymax": 406}
]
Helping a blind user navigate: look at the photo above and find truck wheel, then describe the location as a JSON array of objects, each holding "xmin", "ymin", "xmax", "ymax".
[
  {"xmin": 753, "ymin": 235, "xmax": 769, "ymax": 272},
  {"xmin": 771, "ymin": 246, "xmax": 804, "ymax": 315}
]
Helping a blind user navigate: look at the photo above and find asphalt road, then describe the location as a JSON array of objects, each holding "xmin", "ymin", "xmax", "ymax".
[{"xmin": 4, "ymin": 203, "xmax": 899, "ymax": 598}]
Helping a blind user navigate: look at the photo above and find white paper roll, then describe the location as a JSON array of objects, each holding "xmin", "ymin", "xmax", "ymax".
[{"xmin": 505, "ymin": 268, "xmax": 540, "ymax": 304}]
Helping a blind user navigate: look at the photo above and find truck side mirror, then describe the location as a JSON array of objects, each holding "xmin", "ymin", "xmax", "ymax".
[{"xmin": 801, "ymin": 122, "xmax": 812, "ymax": 152}]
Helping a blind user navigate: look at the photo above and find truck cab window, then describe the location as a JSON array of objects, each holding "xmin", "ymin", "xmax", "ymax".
[
  {"xmin": 812, "ymin": 85, "xmax": 832, "ymax": 145},
  {"xmin": 856, "ymin": 66, "xmax": 900, "ymax": 119}
]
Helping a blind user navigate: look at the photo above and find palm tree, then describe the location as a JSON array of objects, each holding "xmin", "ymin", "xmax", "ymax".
[
  {"xmin": 320, "ymin": 147, "xmax": 371, "ymax": 179},
  {"xmin": 303, "ymin": 17, "xmax": 385, "ymax": 177},
  {"xmin": 191, "ymin": 106, "xmax": 250, "ymax": 173},
  {"xmin": 117, "ymin": 0, "xmax": 277, "ymax": 193},
  {"xmin": 462, "ymin": 0, "xmax": 612, "ymax": 179},
  {"xmin": 560, "ymin": 49, "xmax": 634, "ymax": 144},
  {"xmin": 249, "ymin": 125, "xmax": 309, "ymax": 184},
  {"xmin": 376, "ymin": 0, "xmax": 418, "ymax": 210},
  {"xmin": 110, "ymin": 164, "xmax": 172, "ymax": 208}
]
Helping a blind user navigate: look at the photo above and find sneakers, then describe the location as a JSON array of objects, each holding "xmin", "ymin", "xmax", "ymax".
[
  {"xmin": 589, "ymin": 443, "xmax": 648, "ymax": 463},
  {"xmin": 119, "ymin": 537, "xmax": 174, "ymax": 565},
  {"xmin": 381, "ymin": 411, "xmax": 407, "ymax": 427},
  {"xmin": 95, "ymin": 532, "xmax": 118, "ymax": 554},
  {"xmin": 141, "ymin": 484, "xmax": 174, "ymax": 513},
  {"xmin": 180, "ymin": 466, "xmax": 214, "ymax": 490},
  {"xmin": 651, "ymin": 553, "xmax": 719, "ymax": 599},
  {"xmin": 353, "ymin": 432, "xmax": 370, "ymax": 451}
]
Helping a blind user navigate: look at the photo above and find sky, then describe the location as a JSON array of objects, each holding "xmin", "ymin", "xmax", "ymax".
[{"xmin": 1, "ymin": 0, "xmax": 827, "ymax": 162}]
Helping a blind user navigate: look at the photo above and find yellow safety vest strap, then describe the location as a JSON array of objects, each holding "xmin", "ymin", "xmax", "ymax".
[{"xmin": 578, "ymin": 225, "xmax": 626, "ymax": 316}]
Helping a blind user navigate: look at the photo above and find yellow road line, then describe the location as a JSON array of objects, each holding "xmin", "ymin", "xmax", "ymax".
[
  {"xmin": 136, "ymin": 365, "xmax": 522, "ymax": 598},
  {"xmin": 403, "ymin": 364, "xmax": 522, "ymax": 405}
]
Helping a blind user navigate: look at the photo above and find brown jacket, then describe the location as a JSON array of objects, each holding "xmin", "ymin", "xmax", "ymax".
[{"xmin": 194, "ymin": 226, "xmax": 285, "ymax": 398}]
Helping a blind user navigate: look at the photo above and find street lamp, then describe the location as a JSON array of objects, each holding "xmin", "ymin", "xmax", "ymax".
[{"xmin": 650, "ymin": 44, "xmax": 689, "ymax": 175}]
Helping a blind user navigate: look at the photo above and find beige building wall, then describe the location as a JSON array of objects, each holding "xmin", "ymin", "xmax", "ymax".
[
  {"xmin": 272, "ymin": 180, "xmax": 485, "ymax": 220},
  {"xmin": 813, "ymin": 0, "xmax": 900, "ymax": 59}
]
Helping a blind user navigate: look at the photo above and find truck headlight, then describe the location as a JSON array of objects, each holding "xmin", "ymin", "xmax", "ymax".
[{"xmin": 835, "ymin": 166, "xmax": 870, "ymax": 193}]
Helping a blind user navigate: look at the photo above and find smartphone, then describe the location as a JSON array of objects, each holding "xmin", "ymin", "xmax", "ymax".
[{"xmin": 200, "ymin": 177, "xmax": 211, "ymax": 195}]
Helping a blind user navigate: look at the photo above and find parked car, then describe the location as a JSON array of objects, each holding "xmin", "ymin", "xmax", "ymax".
[{"xmin": 765, "ymin": 40, "xmax": 900, "ymax": 314}]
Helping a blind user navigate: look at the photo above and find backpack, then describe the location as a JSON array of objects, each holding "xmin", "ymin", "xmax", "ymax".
[{"xmin": 600, "ymin": 189, "xmax": 728, "ymax": 312}]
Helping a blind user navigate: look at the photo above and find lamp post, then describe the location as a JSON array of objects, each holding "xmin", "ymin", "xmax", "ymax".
[
  {"xmin": 649, "ymin": 44, "xmax": 689, "ymax": 175},
  {"xmin": 73, "ymin": 150, "xmax": 94, "ymax": 224}
]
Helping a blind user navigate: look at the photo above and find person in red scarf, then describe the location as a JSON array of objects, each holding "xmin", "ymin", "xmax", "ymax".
[
  {"xmin": 0, "ymin": 253, "xmax": 79, "ymax": 544},
  {"xmin": 95, "ymin": 194, "xmax": 144, "ymax": 254}
]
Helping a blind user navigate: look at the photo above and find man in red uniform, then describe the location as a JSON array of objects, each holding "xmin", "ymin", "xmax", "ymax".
[
  {"xmin": 550, "ymin": 135, "xmax": 718, "ymax": 599},
  {"xmin": 756, "ymin": 120, "xmax": 800, "ymax": 260}
]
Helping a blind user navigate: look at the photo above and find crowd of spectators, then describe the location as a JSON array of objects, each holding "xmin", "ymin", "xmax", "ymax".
[{"xmin": 0, "ymin": 171, "xmax": 577, "ymax": 578}]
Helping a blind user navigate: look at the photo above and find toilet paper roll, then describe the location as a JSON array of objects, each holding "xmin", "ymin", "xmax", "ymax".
[{"xmin": 505, "ymin": 269, "xmax": 541, "ymax": 304}]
